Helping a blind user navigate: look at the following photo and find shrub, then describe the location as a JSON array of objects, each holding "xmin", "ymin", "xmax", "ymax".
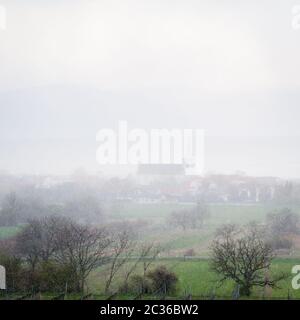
[
  {"xmin": 267, "ymin": 209, "xmax": 299, "ymax": 235},
  {"xmin": 0, "ymin": 252, "xmax": 25, "ymax": 293},
  {"xmin": 36, "ymin": 261, "xmax": 78, "ymax": 293},
  {"xmin": 128, "ymin": 275, "xmax": 152, "ymax": 295},
  {"xmin": 147, "ymin": 265, "xmax": 178, "ymax": 295}
]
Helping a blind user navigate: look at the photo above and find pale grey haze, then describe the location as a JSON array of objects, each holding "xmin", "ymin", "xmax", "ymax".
[{"xmin": 0, "ymin": 0, "xmax": 299, "ymax": 177}]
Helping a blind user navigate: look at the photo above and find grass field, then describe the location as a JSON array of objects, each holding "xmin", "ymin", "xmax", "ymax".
[
  {"xmin": 91, "ymin": 202, "xmax": 300, "ymax": 299},
  {"xmin": 110, "ymin": 202, "xmax": 300, "ymax": 256},
  {"xmin": 1, "ymin": 202, "xmax": 300, "ymax": 299},
  {"xmin": 111, "ymin": 202, "xmax": 300, "ymax": 225},
  {"xmin": 2, "ymin": 257, "xmax": 298, "ymax": 300},
  {"xmin": 88, "ymin": 258, "xmax": 300, "ymax": 300}
]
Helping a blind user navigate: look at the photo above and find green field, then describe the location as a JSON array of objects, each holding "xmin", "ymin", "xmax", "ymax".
[
  {"xmin": 111, "ymin": 202, "xmax": 300, "ymax": 224},
  {"xmin": 1, "ymin": 203, "xmax": 300, "ymax": 299},
  {"xmin": 88, "ymin": 258, "xmax": 300, "ymax": 300},
  {"xmin": 110, "ymin": 202, "xmax": 300, "ymax": 256},
  {"xmin": 89, "ymin": 202, "xmax": 300, "ymax": 299},
  {"xmin": 2, "ymin": 258, "xmax": 298, "ymax": 300}
]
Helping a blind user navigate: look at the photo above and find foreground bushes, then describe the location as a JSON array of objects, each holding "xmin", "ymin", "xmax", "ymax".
[
  {"xmin": 0, "ymin": 253, "xmax": 25, "ymax": 292},
  {"xmin": 120, "ymin": 265, "xmax": 178, "ymax": 296},
  {"xmin": 0, "ymin": 252, "xmax": 79, "ymax": 293},
  {"xmin": 0, "ymin": 215, "xmax": 112, "ymax": 294},
  {"xmin": 148, "ymin": 265, "xmax": 178, "ymax": 295}
]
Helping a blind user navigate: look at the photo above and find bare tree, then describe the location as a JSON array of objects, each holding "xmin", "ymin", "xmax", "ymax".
[
  {"xmin": 104, "ymin": 227, "xmax": 135, "ymax": 294},
  {"xmin": 137, "ymin": 243, "xmax": 162, "ymax": 293},
  {"xmin": 266, "ymin": 208, "xmax": 299, "ymax": 236},
  {"xmin": 191, "ymin": 201, "xmax": 210, "ymax": 229},
  {"xmin": 15, "ymin": 216, "xmax": 66, "ymax": 272},
  {"xmin": 0, "ymin": 192, "xmax": 21, "ymax": 226},
  {"xmin": 64, "ymin": 196, "xmax": 104, "ymax": 223},
  {"xmin": 211, "ymin": 224, "xmax": 285, "ymax": 296},
  {"xmin": 140, "ymin": 243, "xmax": 162, "ymax": 277},
  {"xmin": 168, "ymin": 210, "xmax": 191, "ymax": 231},
  {"xmin": 121, "ymin": 248, "xmax": 144, "ymax": 292},
  {"xmin": 168, "ymin": 202, "xmax": 210, "ymax": 231},
  {"xmin": 120, "ymin": 242, "xmax": 162, "ymax": 294},
  {"xmin": 54, "ymin": 220, "xmax": 112, "ymax": 293}
]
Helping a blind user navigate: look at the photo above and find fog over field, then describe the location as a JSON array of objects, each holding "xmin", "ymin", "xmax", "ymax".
[
  {"xmin": 0, "ymin": 87, "xmax": 300, "ymax": 177},
  {"xmin": 0, "ymin": 0, "xmax": 300, "ymax": 177},
  {"xmin": 1, "ymin": 0, "xmax": 300, "ymax": 301}
]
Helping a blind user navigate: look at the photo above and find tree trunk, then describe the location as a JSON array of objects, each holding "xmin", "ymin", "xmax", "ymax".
[{"xmin": 240, "ymin": 284, "xmax": 251, "ymax": 297}]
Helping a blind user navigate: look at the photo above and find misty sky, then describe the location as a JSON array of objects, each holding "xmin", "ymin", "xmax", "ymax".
[{"xmin": 0, "ymin": 0, "xmax": 300, "ymax": 177}]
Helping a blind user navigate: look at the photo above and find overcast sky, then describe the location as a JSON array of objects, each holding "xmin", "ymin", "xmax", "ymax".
[{"xmin": 0, "ymin": 0, "xmax": 299, "ymax": 177}]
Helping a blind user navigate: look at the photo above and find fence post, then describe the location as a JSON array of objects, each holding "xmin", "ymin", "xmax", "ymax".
[{"xmin": 0, "ymin": 265, "xmax": 6, "ymax": 290}]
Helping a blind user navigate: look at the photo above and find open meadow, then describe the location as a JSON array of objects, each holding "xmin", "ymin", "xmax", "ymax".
[
  {"xmin": 109, "ymin": 202, "xmax": 300, "ymax": 256},
  {"xmin": 1, "ymin": 202, "xmax": 300, "ymax": 300}
]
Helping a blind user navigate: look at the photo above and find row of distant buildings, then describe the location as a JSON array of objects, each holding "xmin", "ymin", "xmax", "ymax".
[
  {"xmin": 135, "ymin": 164, "xmax": 282, "ymax": 203},
  {"xmin": 6, "ymin": 164, "xmax": 289, "ymax": 204}
]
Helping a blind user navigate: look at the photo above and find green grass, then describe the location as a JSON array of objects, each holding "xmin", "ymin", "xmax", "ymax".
[
  {"xmin": 111, "ymin": 202, "xmax": 300, "ymax": 225},
  {"xmin": 109, "ymin": 202, "xmax": 300, "ymax": 255},
  {"xmin": 88, "ymin": 258, "xmax": 300, "ymax": 300},
  {"xmin": 1, "ymin": 203, "xmax": 300, "ymax": 299},
  {"xmin": 2, "ymin": 258, "xmax": 298, "ymax": 300},
  {"xmin": 90, "ymin": 200, "xmax": 300, "ymax": 299},
  {"xmin": 111, "ymin": 202, "xmax": 193, "ymax": 222},
  {"xmin": 172, "ymin": 258, "xmax": 300, "ymax": 299}
]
